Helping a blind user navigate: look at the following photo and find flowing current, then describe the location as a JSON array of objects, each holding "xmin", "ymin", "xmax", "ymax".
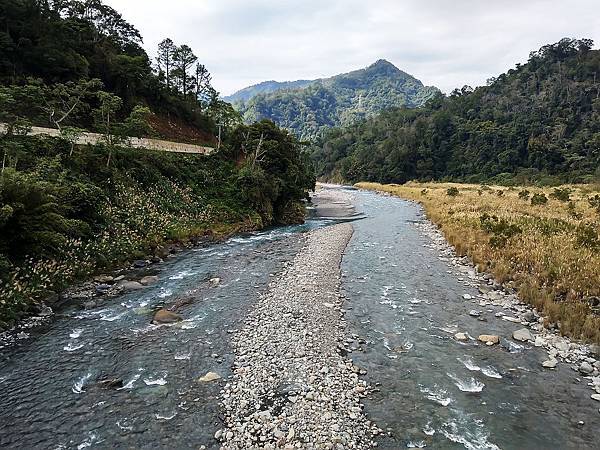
[{"xmin": 0, "ymin": 188, "xmax": 598, "ymax": 449}]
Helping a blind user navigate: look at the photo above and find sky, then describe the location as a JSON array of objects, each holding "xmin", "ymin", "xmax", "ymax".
[{"xmin": 105, "ymin": 0, "xmax": 600, "ymax": 96}]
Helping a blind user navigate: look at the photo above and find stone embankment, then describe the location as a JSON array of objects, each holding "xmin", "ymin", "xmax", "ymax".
[{"xmin": 216, "ymin": 223, "xmax": 381, "ymax": 449}]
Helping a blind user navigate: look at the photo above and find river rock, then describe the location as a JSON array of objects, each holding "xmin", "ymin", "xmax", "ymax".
[
  {"xmin": 119, "ymin": 281, "xmax": 144, "ymax": 291},
  {"xmin": 478, "ymin": 334, "xmax": 499, "ymax": 345},
  {"xmin": 94, "ymin": 275, "xmax": 114, "ymax": 284},
  {"xmin": 591, "ymin": 394, "xmax": 600, "ymax": 401},
  {"xmin": 589, "ymin": 344, "xmax": 600, "ymax": 357},
  {"xmin": 198, "ymin": 371, "xmax": 221, "ymax": 382},
  {"xmin": 133, "ymin": 259, "xmax": 148, "ymax": 268},
  {"xmin": 455, "ymin": 332, "xmax": 468, "ymax": 341},
  {"xmin": 140, "ymin": 275, "xmax": 159, "ymax": 286},
  {"xmin": 513, "ymin": 328, "xmax": 534, "ymax": 342},
  {"xmin": 97, "ymin": 378, "xmax": 123, "ymax": 389},
  {"xmin": 95, "ymin": 284, "xmax": 112, "ymax": 294},
  {"xmin": 469, "ymin": 310, "xmax": 481, "ymax": 317},
  {"xmin": 152, "ymin": 309, "xmax": 182, "ymax": 324},
  {"xmin": 521, "ymin": 311, "xmax": 535, "ymax": 322},
  {"xmin": 542, "ymin": 359, "xmax": 558, "ymax": 369},
  {"xmin": 579, "ymin": 362, "xmax": 594, "ymax": 375},
  {"xmin": 209, "ymin": 277, "xmax": 221, "ymax": 287}
]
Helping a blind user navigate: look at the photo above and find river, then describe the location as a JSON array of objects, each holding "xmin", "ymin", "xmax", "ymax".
[{"xmin": 0, "ymin": 187, "xmax": 597, "ymax": 449}]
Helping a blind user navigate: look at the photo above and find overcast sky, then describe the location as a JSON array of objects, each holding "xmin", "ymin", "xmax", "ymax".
[{"xmin": 105, "ymin": 0, "xmax": 600, "ymax": 96}]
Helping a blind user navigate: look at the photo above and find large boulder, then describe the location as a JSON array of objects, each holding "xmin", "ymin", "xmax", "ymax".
[
  {"xmin": 140, "ymin": 275, "xmax": 159, "ymax": 286},
  {"xmin": 118, "ymin": 281, "xmax": 144, "ymax": 291},
  {"xmin": 512, "ymin": 328, "xmax": 534, "ymax": 342},
  {"xmin": 152, "ymin": 309, "xmax": 183, "ymax": 324},
  {"xmin": 478, "ymin": 334, "xmax": 499, "ymax": 345}
]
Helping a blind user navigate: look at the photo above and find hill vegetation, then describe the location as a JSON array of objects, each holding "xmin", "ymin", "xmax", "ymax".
[
  {"xmin": 313, "ymin": 39, "xmax": 600, "ymax": 185},
  {"xmin": 231, "ymin": 60, "xmax": 439, "ymax": 140},
  {"xmin": 0, "ymin": 0, "xmax": 315, "ymax": 328}
]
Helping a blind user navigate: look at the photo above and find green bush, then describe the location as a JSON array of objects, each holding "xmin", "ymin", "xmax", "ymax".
[
  {"xmin": 518, "ymin": 190, "xmax": 530, "ymax": 200},
  {"xmin": 531, "ymin": 193, "xmax": 548, "ymax": 206},
  {"xmin": 550, "ymin": 187, "xmax": 571, "ymax": 202},
  {"xmin": 447, "ymin": 187, "xmax": 460, "ymax": 197}
]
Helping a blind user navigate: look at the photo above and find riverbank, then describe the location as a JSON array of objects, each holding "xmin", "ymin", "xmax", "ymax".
[
  {"xmin": 356, "ymin": 181, "xmax": 600, "ymax": 344},
  {"xmin": 216, "ymin": 222, "xmax": 381, "ymax": 448},
  {"xmin": 340, "ymin": 188, "xmax": 599, "ymax": 448},
  {"xmin": 0, "ymin": 130, "xmax": 314, "ymax": 331}
]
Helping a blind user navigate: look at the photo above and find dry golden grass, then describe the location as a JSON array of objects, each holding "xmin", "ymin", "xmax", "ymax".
[{"xmin": 357, "ymin": 181, "xmax": 600, "ymax": 344}]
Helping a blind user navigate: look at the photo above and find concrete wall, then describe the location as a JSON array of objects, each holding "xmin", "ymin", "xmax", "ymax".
[{"xmin": 2, "ymin": 124, "xmax": 215, "ymax": 155}]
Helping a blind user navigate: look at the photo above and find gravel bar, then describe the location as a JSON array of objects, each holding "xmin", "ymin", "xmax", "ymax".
[{"xmin": 216, "ymin": 223, "xmax": 380, "ymax": 449}]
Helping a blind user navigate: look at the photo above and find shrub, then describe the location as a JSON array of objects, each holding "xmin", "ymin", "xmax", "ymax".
[
  {"xmin": 576, "ymin": 223, "xmax": 600, "ymax": 250},
  {"xmin": 550, "ymin": 187, "xmax": 571, "ymax": 202},
  {"xmin": 479, "ymin": 213, "xmax": 522, "ymax": 248},
  {"xmin": 518, "ymin": 190, "xmax": 530, "ymax": 200},
  {"xmin": 588, "ymin": 194, "xmax": 600, "ymax": 214},
  {"xmin": 531, "ymin": 193, "xmax": 548, "ymax": 205},
  {"xmin": 446, "ymin": 187, "xmax": 459, "ymax": 197}
]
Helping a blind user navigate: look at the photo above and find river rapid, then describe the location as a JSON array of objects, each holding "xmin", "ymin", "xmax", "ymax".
[{"xmin": 0, "ymin": 187, "xmax": 598, "ymax": 449}]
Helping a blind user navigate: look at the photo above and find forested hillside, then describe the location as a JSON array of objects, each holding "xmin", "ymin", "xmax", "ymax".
[
  {"xmin": 0, "ymin": 0, "xmax": 315, "ymax": 328},
  {"xmin": 232, "ymin": 60, "xmax": 439, "ymax": 140},
  {"xmin": 0, "ymin": 0, "xmax": 239, "ymax": 142},
  {"xmin": 312, "ymin": 39, "xmax": 600, "ymax": 185}
]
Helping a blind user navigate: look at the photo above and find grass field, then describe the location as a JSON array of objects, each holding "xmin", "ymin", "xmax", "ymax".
[{"xmin": 356, "ymin": 181, "xmax": 600, "ymax": 344}]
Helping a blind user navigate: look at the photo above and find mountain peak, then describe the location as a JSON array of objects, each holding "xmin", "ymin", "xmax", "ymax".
[{"xmin": 365, "ymin": 59, "xmax": 402, "ymax": 75}]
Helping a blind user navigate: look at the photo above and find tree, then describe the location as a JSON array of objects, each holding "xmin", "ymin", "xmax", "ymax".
[
  {"xmin": 172, "ymin": 45, "xmax": 197, "ymax": 97},
  {"xmin": 156, "ymin": 38, "xmax": 176, "ymax": 89},
  {"xmin": 42, "ymin": 78, "xmax": 102, "ymax": 132},
  {"xmin": 121, "ymin": 105, "xmax": 152, "ymax": 138},
  {"xmin": 194, "ymin": 63, "xmax": 212, "ymax": 106},
  {"xmin": 60, "ymin": 126, "xmax": 84, "ymax": 156},
  {"xmin": 94, "ymin": 91, "xmax": 122, "ymax": 166}
]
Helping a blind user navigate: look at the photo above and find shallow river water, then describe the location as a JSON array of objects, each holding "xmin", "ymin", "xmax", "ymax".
[
  {"xmin": 342, "ymin": 190, "xmax": 599, "ymax": 449},
  {"xmin": 0, "ymin": 188, "xmax": 598, "ymax": 449}
]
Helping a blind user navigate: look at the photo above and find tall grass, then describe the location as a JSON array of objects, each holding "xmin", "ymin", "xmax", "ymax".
[{"xmin": 357, "ymin": 181, "xmax": 600, "ymax": 344}]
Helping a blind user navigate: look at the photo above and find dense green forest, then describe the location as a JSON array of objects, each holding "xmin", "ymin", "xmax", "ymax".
[
  {"xmin": 312, "ymin": 39, "xmax": 600, "ymax": 185},
  {"xmin": 0, "ymin": 0, "xmax": 315, "ymax": 328},
  {"xmin": 232, "ymin": 60, "xmax": 439, "ymax": 141},
  {"xmin": 0, "ymin": 0, "xmax": 239, "ymax": 141}
]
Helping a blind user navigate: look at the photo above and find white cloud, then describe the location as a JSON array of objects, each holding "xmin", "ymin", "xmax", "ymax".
[{"xmin": 105, "ymin": 0, "xmax": 600, "ymax": 95}]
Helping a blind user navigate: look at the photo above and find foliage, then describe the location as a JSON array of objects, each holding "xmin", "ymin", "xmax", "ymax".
[
  {"xmin": 518, "ymin": 190, "xmax": 530, "ymax": 199},
  {"xmin": 550, "ymin": 187, "xmax": 571, "ymax": 202},
  {"xmin": 227, "ymin": 120, "xmax": 316, "ymax": 223},
  {"xmin": 531, "ymin": 193, "xmax": 548, "ymax": 205},
  {"xmin": 232, "ymin": 60, "xmax": 438, "ymax": 140},
  {"xmin": 313, "ymin": 39, "xmax": 600, "ymax": 184},
  {"xmin": 446, "ymin": 187, "xmax": 459, "ymax": 196},
  {"xmin": 0, "ymin": 0, "xmax": 229, "ymax": 139}
]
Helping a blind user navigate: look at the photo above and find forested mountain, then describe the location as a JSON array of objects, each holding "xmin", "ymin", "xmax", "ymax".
[
  {"xmin": 224, "ymin": 79, "xmax": 313, "ymax": 104},
  {"xmin": 0, "ymin": 0, "xmax": 239, "ymax": 142},
  {"xmin": 232, "ymin": 60, "xmax": 439, "ymax": 140},
  {"xmin": 312, "ymin": 39, "xmax": 600, "ymax": 185}
]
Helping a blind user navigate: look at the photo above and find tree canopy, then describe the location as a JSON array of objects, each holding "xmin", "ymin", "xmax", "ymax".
[{"xmin": 312, "ymin": 39, "xmax": 600, "ymax": 185}]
